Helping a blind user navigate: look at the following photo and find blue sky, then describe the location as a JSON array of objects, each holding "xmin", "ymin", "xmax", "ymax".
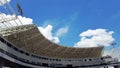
[{"xmin": 2, "ymin": 0, "xmax": 120, "ymax": 48}]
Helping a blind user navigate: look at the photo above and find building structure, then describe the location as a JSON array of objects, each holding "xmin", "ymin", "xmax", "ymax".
[
  {"xmin": 0, "ymin": 24, "xmax": 119, "ymax": 68},
  {"xmin": 0, "ymin": 1, "xmax": 120, "ymax": 68}
]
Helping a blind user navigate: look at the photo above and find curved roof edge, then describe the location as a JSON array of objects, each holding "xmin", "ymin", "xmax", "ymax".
[{"xmin": 3, "ymin": 24, "xmax": 104, "ymax": 59}]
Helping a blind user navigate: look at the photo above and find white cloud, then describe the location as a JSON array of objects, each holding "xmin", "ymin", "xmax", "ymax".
[
  {"xmin": 0, "ymin": 0, "xmax": 10, "ymax": 6},
  {"xmin": 74, "ymin": 29, "xmax": 115, "ymax": 48},
  {"xmin": 56, "ymin": 26, "xmax": 68, "ymax": 37},
  {"xmin": 0, "ymin": 14, "xmax": 33, "ymax": 28},
  {"xmin": 53, "ymin": 37, "xmax": 60, "ymax": 43},
  {"xmin": 17, "ymin": 16, "xmax": 33, "ymax": 25},
  {"xmin": 0, "ymin": 13, "xmax": 60, "ymax": 43},
  {"xmin": 0, "ymin": 14, "xmax": 115, "ymax": 48},
  {"xmin": 38, "ymin": 25, "xmax": 60, "ymax": 43},
  {"xmin": 38, "ymin": 25, "xmax": 69, "ymax": 43}
]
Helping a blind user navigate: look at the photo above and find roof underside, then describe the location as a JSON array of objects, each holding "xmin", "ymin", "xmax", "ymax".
[{"xmin": 2, "ymin": 24, "xmax": 104, "ymax": 59}]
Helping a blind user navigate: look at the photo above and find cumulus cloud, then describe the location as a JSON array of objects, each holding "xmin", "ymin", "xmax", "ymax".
[
  {"xmin": 56, "ymin": 26, "xmax": 68, "ymax": 37},
  {"xmin": 38, "ymin": 25, "xmax": 60, "ymax": 43},
  {"xmin": 74, "ymin": 29, "xmax": 115, "ymax": 47},
  {"xmin": 38, "ymin": 24, "xmax": 69, "ymax": 43},
  {"xmin": 17, "ymin": 16, "xmax": 33, "ymax": 24},
  {"xmin": 0, "ymin": 13, "xmax": 33, "ymax": 28},
  {"xmin": 0, "ymin": 0, "xmax": 10, "ymax": 6},
  {"xmin": 0, "ymin": 13, "xmax": 61, "ymax": 43}
]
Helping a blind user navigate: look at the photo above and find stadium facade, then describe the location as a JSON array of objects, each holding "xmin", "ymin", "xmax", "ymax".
[
  {"xmin": 0, "ymin": 24, "xmax": 119, "ymax": 68},
  {"xmin": 0, "ymin": 1, "xmax": 120, "ymax": 68}
]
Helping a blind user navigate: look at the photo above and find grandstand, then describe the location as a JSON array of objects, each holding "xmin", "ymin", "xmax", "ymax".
[
  {"xmin": 0, "ymin": 24, "xmax": 119, "ymax": 68},
  {"xmin": 0, "ymin": 0, "xmax": 120, "ymax": 68},
  {"xmin": 2, "ymin": 24, "xmax": 103, "ymax": 59}
]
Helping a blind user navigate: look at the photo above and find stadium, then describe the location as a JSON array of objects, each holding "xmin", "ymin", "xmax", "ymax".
[{"xmin": 0, "ymin": 0, "xmax": 120, "ymax": 68}]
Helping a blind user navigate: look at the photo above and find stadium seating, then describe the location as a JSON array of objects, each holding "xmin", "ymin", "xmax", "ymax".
[{"xmin": 2, "ymin": 24, "xmax": 104, "ymax": 59}]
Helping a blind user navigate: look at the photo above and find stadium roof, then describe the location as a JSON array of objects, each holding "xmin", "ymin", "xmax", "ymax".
[{"xmin": 1, "ymin": 24, "xmax": 104, "ymax": 59}]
